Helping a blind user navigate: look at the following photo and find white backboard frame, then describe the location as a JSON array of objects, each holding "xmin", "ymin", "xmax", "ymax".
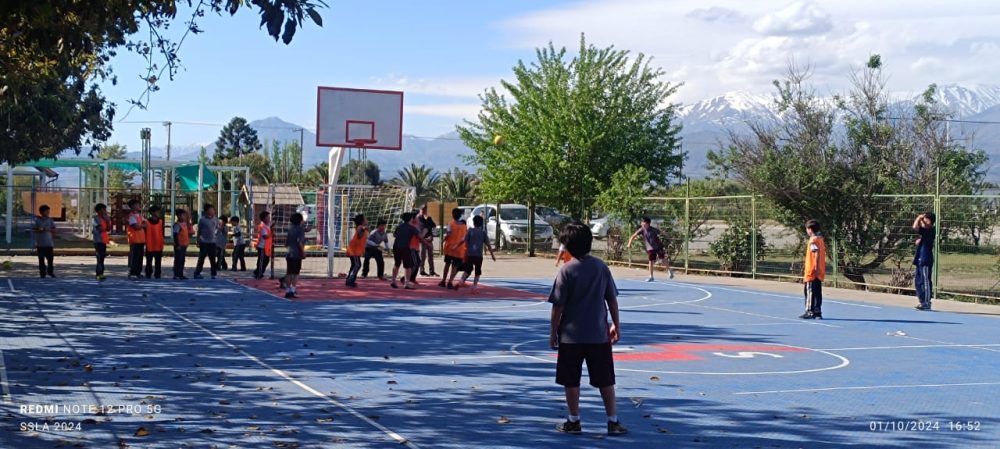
[{"xmin": 316, "ymin": 86, "xmax": 404, "ymax": 150}]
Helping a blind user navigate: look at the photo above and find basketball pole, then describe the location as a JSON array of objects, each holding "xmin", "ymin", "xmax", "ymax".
[{"xmin": 327, "ymin": 146, "xmax": 346, "ymax": 278}]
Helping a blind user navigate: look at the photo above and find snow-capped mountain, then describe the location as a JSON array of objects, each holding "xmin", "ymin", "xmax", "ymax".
[
  {"xmin": 923, "ymin": 84, "xmax": 1000, "ymax": 118},
  {"xmin": 678, "ymin": 91, "xmax": 778, "ymax": 132}
]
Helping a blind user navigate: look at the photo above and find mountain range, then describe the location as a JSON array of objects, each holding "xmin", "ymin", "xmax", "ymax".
[{"xmin": 55, "ymin": 83, "xmax": 1000, "ymax": 186}]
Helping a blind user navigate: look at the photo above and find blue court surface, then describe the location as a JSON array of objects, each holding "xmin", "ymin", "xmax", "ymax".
[{"xmin": 0, "ymin": 275, "xmax": 998, "ymax": 448}]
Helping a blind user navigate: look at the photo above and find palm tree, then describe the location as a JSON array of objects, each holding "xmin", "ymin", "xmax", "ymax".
[
  {"xmin": 300, "ymin": 162, "xmax": 329, "ymax": 186},
  {"xmin": 437, "ymin": 168, "xmax": 479, "ymax": 203},
  {"xmin": 390, "ymin": 163, "xmax": 440, "ymax": 204}
]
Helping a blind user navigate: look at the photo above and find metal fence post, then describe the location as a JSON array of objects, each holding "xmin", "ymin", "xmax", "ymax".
[
  {"xmin": 831, "ymin": 231, "xmax": 839, "ymax": 289},
  {"xmin": 751, "ymin": 195, "xmax": 757, "ymax": 279},
  {"xmin": 933, "ymin": 168, "xmax": 941, "ymax": 300},
  {"xmin": 684, "ymin": 180, "xmax": 690, "ymax": 273}
]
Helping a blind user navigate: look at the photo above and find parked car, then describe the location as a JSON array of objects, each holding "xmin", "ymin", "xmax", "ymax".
[
  {"xmin": 590, "ymin": 216, "xmax": 624, "ymax": 239},
  {"xmin": 535, "ymin": 206, "xmax": 571, "ymax": 229},
  {"xmin": 469, "ymin": 203, "xmax": 554, "ymax": 249}
]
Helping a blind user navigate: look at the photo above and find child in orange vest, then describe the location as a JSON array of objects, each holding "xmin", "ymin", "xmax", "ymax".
[
  {"xmin": 800, "ymin": 219, "xmax": 826, "ymax": 320},
  {"xmin": 440, "ymin": 208, "xmax": 468, "ymax": 289},
  {"xmin": 126, "ymin": 199, "xmax": 148, "ymax": 280},
  {"xmin": 173, "ymin": 208, "xmax": 193, "ymax": 280},
  {"xmin": 253, "ymin": 211, "xmax": 273, "ymax": 279},
  {"xmin": 346, "ymin": 214, "xmax": 368, "ymax": 287},
  {"xmin": 144, "ymin": 205, "xmax": 165, "ymax": 279},
  {"xmin": 92, "ymin": 203, "xmax": 111, "ymax": 281}
]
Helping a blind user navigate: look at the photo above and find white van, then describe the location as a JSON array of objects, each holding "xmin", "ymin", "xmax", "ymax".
[{"xmin": 469, "ymin": 203, "xmax": 554, "ymax": 249}]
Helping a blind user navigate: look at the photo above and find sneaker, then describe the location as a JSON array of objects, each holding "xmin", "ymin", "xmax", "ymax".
[
  {"xmin": 607, "ymin": 420, "xmax": 628, "ymax": 436},
  {"xmin": 193, "ymin": 274, "xmax": 204, "ymax": 279},
  {"xmin": 646, "ymin": 276, "xmax": 654, "ymax": 282},
  {"xmin": 914, "ymin": 305, "xmax": 928, "ymax": 311},
  {"xmin": 556, "ymin": 420, "xmax": 582, "ymax": 434},
  {"xmin": 813, "ymin": 314, "xmax": 823, "ymax": 320},
  {"xmin": 798, "ymin": 312, "xmax": 815, "ymax": 319},
  {"xmin": 391, "ymin": 283, "xmax": 398, "ymax": 289},
  {"xmin": 447, "ymin": 283, "xmax": 455, "ymax": 290},
  {"xmin": 429, "ymin": 272, "xmax": 439, "ymax": 276},
  {"xmin": 438, "ymin": 281, "xmax": 446, "ymax": 288},
  {"xmin": 420, "ymin": 271, "xmax": 429, "ymax": 276},
  {"xmin": 404, "ymin": 284, "xmax": 416, "ymax": 290},
  {"xmin": 284, "ymin": 291, "xmax": 296, "ymax": 299},
  {"xmin": 668, "ymin": 269, "xmax": 675, "ymax": 279}
]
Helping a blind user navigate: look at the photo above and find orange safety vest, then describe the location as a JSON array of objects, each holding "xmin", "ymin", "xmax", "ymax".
[
  {"xmin": 145, "ymin": 219, "xmax": 165, "ymax": 252},
  {"xmin": 803, "ymin": 235, "xmax": 827, "ymax": 282},
  {"xmin": 175, "ymin": 221, "xmax": 191, "ymax": 247},
  {"xmin": 127, "ymin": 211, "xmax": 147, "ymax": 245},
  {"xmin": 98, "ymin": 215, "xmax": 111, "ymax": 245},
  {"xmin": 347, "ymin": 227, "xmax": 368, "ymax": 257},
  {"xmin": 253, "ymin": 222, "xmax": 273, "ymax": 256},
  {"xmin": 443, "ymin": 221, "xmax": 467, "ymax": 258}
]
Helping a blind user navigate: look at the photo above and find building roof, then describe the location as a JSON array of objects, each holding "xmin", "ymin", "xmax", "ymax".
[{"xmin": 244, "ymin": 185, "xmax": 305, "ymax": 206}]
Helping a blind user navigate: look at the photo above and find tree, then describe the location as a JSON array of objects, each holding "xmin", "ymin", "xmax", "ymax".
[
  {"xmin": 338, "ymin": 159, "xmax": 380, "ymax": 186},
  {"xmin": 0, "ymin": 1, "xmax": 325, "ymax": 165},
  {"xmin": 390, "ymin": 163, "xmax": 439, "ymax": 204},
  {"xmin": 85, "ymin": 144, "xmax": 138, "ymax": 189},
  {"xmin": 457, "ymin": 35, "xmax": 684, "ymax": 219},
  {"xmin": 710, "ymin": 57, "xmax": 990, "ymax": 286},
  {"xmin": 301, "ymin": 162, "xmax": 330, "ymax": 186},
  {"xmin": 218, "ymin": 152, "xmax": 272, "ymax": 185},
  {"xmin": 437, "ymin": 168, "xmax": 479, "ymax": 202},
  {"xmin": 215, "ymin": 118, "xmax": 263, "ymax": 161},
  {"xmin": 595, "ymin": 164, "xmax": 651, "ymax": 232}
]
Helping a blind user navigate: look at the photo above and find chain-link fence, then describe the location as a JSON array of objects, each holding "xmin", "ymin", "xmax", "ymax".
[{"xmin": 582, "ymin": 193, "xmax": 999, "ymax": 304}]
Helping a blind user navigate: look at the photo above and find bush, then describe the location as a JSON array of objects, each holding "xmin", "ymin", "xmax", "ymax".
[{"xmin": 710, "ymin": 216, "xmax": 767, "ymax": 274}]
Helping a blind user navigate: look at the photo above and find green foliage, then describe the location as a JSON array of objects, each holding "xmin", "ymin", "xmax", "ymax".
[
  {"xmin": 215, "ymin": 118, "xmax": 263, "ymax": 161},
  {"xmin": 339, "ymin": 159, "xmax": 380, "ymax": 186},
  {"xmin": 390, "ymin": 163, "xmax": 440, "ymax": 204},
  {"xmin": 0, "ymin": 1, "xmax": 325, "ymax": 165},
  {"xmin": 595, "ymin": 164, "xmax": 651, "ymax": 230},
  {"xmin": 457, "ymin": 34, "xmax": 683, "ymax": 219},
  {"xmin": 301, "ymin": 162, "xmax": 329, "ymax": 186},
  {"xmin": 437, "ymin": 168, "xmax": 480, "ymax": 202},
  {"xmin": 90, "ymin": 144, "xmax": 137, "ymax": 189},
  {"xmin": 709, "ymin": 215, "xmax": 767, "ymax": 273},
  {"xmin": 710, "ymin": 57, "xmax": 990, "ymax": 285}
]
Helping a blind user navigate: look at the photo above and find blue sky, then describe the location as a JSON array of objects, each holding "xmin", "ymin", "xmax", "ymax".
[{"xmin": 106, "ymin": 0, "xmax": 1000, "ymax": 152}]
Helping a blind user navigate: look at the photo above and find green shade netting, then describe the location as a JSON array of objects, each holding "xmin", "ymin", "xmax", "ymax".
[{"xmin": 26, "ymin": 159, "xmax": 217, "ymax": 192}]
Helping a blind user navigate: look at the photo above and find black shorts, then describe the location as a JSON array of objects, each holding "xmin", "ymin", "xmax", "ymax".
[
  {"xmin": 393, "ymin": 247, "xmax": 415, "ymax": 269},
  {"xmin": 647, "ymin": 249, "xmax": 665, "ymax": 262},
  {"xmin": 556, "ymin": 342, "xmax": 615, "ymax": 388},
  {"xmin": 444, "ymin": 255, "xmax": 462, "ymax": 266},
  {"xmin": 464, "ymin": 256, "xmax": 483, "ymax": 276},
  {"xmin": 285, "ymin": 257, "xmax": 302, "ymax": 275}
]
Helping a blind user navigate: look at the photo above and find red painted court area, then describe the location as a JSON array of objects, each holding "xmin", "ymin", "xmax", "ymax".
[{"xmin": 236, "ymin": 277, "xmax": 545, "ymax": 301}]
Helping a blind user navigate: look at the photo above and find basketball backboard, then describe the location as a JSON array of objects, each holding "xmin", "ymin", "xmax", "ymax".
[{"xmin": 316, "ymin": 87, "xmax": 404, "ymax": 150}]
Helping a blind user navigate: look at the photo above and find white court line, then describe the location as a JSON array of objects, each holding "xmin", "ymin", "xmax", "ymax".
[
  {"xmin": 156, "ymin": 303, "xmax": 420, "ymax": 449},
  {"xmin": 0, "ymin": 349, "xmax": 11, "ymax": 403},
  {"xmin": 619, "ymin": 285, "xmax": 712, "ymax": 310},
  {"xmin": 820, "ymin": 343, "xmax": 1000, "ymax": 351},
  {"xmin": 7, "ymin": 279, "xmax": 15, "ymax": 292},
  {"xmin": 735, "ymin": 381, "xmax": 1000, "ymax": 395},
  {"xmin": 683, "ymin": 302, "xmax": 841, "ymax": 328},
  {"xmin": 897, "ymin": 334, "xmax": 1000, "ymax": 354},
  {"xmin": 662, "ymin": 280, "xmax": 882, "ymax": 309}
]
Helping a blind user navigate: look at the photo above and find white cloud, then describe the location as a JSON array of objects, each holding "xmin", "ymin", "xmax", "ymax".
[
  {"xmin": 406, "ymin": 103, "xmax": 482, "ymax": 119},
  {"xmin": 498, "ymin": 0, "xmax": 1000, "ymax": 103},
  {"xmin": 686, "ymin": 7, "xmax": 746, "ymax": 24},
  {"xmin": 372, "ymin": 75, "xmax": 501, "ymax": 98},
  {"xmin": 753, "ymin": 1, "xmax": 833, "ymax": 37}
]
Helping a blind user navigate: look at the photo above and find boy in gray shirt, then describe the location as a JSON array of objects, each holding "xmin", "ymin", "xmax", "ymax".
[
  {"xmin": 457, "ymin": 215, "xmax": 495, "ymax": 293},
  {"xmin": 34, "ymin": 205, "xmax": 56, "ymax": 278},
  {"xmin": 548, "ymin": 222, "xmax": 626, "ymax": 436},
  {"xmin": 193, "ymin": 204, "xmax": 219, "ymax": 279}
]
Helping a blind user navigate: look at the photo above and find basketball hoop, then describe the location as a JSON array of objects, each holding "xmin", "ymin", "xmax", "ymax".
[{"xmin": 347, "ymin": 138, "xmax": 378, "ymax": 148}]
